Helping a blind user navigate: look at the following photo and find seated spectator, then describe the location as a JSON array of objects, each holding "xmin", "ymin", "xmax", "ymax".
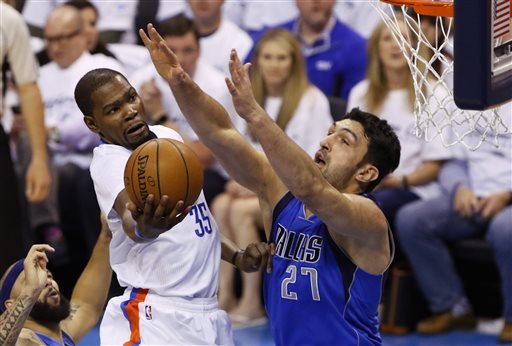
[
  {"xmin": 273, "ymin": 0, "xmax": 367, "ymax": 100},
  {"xmin": 15, "ymin": 4, "xmax": 123, "ymax": 262},
  {"xmin": 22, "ymin": 0, "xmax": 138, "ymax": 44},
  {"xmin": 187, "ymin": 0, "xmax": 253, "ymax": 75},
  {"xmin": 35, "ymin": 0, "xmax": 117, "ymax": 67},
  {"xmin": 214, "ymin": 28, "xmax": 332, "ymax": 326},
  {"xmin": 395, "ymin": 103, "xmax": 512, "ymax": 343},
  {"xmin": 222, "ymin": 1, "xmax": 297, "ymax": 39},
  {"xmin": 129, "ymin": 14, "xmax": 236, "ymax": 205},
  {"xmin": 347, "ymin": 19, "xmax": 451, "ymax": 229}
]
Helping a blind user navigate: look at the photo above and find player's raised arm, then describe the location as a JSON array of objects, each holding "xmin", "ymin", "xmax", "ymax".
[
  {"xmin": 139, "ymin": 24, "xmax": 284, "ymax": 203},
  {"xmin": 226, "ymin": 49, "xmax": 393, "ymax": 251},
  {"xmin": 61, "ymin": 214, "xmax": 112, "ymax": 342}
]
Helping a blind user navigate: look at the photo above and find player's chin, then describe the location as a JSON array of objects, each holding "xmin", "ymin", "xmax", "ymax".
[{"xmin": 126, "ymin": 126, "xmax": 150, "ymax": 149}]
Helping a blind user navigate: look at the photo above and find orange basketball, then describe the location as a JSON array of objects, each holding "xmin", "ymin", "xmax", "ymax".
[{"xmin": 124, "ymin": 138, "xmax": 204, "ymax": 210}]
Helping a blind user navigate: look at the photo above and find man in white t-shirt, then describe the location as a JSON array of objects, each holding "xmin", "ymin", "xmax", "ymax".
[
  {"xmin": 75, "ymin": 67, "xmax": 273, "ymax": 345},
  {"xmin": 187, "ymin": 0, "xmax": 253, "ymax": 75}
]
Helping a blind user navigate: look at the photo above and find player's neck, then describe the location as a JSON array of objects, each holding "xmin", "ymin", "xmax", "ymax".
[{"xmin": 24, "ymin": 320, "xmax": 63, "ymax": 343}]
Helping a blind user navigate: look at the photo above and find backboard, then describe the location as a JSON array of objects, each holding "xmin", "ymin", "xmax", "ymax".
[{"xmin": 454, "ymin": 0, "xmax": 512, "ymax": 110}]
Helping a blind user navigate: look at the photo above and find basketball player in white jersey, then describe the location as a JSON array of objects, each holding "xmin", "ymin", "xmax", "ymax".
[{"xmin": 74, "ymin": 68, "xmax": 273, "ymax": 345}]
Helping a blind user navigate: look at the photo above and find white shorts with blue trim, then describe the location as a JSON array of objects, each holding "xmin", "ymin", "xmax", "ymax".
[{"xmin": 99, "ymin": 288, "xmax": 233, "ymax": 345}]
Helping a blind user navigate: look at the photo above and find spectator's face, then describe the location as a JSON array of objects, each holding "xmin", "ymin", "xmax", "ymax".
[
  {"xmin": 164, "ymin": 32, "xmax": 200, "ymax": 76},
  {"xmin": 87, "ymin": 75, "xmax": 150, "ymax": 150},
  {"xmin": 378, "ymin": 24, "xmax": 408, "ymax": 72},
  {"xmin": 81, "ymin": 7, "xmax": 99, "ymax": 51},
  {"xmin": 258, "ymin": 41, "xmax": 293, "ymax": 92},
  {"xmin": 187, "ymin": 0, "xmax": 224, "ymax": 21},
  {"xmin": 44, "ymin": 14, "xmax": 87, "ymax": 68},
  {"xmin": 295, "ymin": 0, "xmax": 335, "ymax": 32}
]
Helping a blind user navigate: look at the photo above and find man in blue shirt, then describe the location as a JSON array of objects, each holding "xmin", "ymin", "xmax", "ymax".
[{"xmin": 279, "ymin": 0, "xmax": 367, "ymax": 100}]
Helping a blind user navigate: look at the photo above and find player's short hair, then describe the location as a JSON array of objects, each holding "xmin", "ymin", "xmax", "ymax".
[
  {"xmin": 343, "ymin": 108, "xmax": 401, "ymax": 192},
  {"xmin": 157, "ymin": 14, "xmax": 200, "ymax": 43},
  {"xmin": 74, "ymin": 68, "xmax": 128, "ymax": 117}
]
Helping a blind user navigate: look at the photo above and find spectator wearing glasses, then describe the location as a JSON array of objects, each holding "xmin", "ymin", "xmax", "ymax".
[{"xmin": 35, "ymin": 0, "xmax": 117, "ymax": 67}]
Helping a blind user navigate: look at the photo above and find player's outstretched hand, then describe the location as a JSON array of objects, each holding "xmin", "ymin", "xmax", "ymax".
[
  {"xmin": 23, "ymin": 244, "xmax": 54, "ymax": 294},
  {"xmin": 127, "ymin": 194, "xmax": 191, "ymax": 239},
  {"xmin": 139, "ymin": 23, "xmax": 183, "ymax": 83},
  {"xmin": 225, "ymin": 49, "xmax": 264, "ymax": 122},
  {"xmin": 236, "ymin": 242, "xmax": 275, "ymax": 273}
]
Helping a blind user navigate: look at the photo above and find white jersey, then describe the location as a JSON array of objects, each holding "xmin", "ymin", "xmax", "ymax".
[{"xmin": 90, "ymin": 125, "xmax": 221, "ymax": 298}]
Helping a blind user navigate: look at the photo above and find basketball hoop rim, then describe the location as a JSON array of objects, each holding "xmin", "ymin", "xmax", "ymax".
[{"xmin": 379, "ymin": 0, "xmax": 454, "ymax": 17}]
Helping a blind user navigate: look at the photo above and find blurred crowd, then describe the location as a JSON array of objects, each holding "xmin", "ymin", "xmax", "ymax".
[{"xmin": 0, "ymin": 0, "xmax": 510, "ymax": 343}]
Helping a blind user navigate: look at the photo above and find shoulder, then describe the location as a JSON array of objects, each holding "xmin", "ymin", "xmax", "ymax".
[
  {"xmin": 347, "ymin": 80, "xmax": 369, "ymax": 107},
  {"xmin": 17, "ymin": 329, "xmax": 43, "ymax": 346},
  {"xmin": 303, "ymin": 85, "xmax": 329, "ymax": 101},
  {"xmin": 0, "ymin": 3, "xmax": 22, "ymax": 25},
  {"xmin": 151, "ymin": 125, "xmax": 184, "ymax": 142}
]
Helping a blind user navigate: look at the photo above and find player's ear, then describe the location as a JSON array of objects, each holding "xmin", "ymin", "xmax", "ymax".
[
  {"xmin": 83, "ymin": 115, "xmax": 100, "ymax": 134},
  {"xmin": 355, "ymin": 163, "xmax": 379, "ymax": 185}
]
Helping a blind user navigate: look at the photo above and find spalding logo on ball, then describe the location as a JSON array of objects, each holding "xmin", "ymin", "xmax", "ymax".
[{"xmin": 124, "ymin": 138, "xmax": 204, "ymax": 209}]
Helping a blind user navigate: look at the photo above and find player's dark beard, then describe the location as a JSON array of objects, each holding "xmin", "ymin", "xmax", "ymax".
[{"xmin": 30, "ymin": 292, "xmax": 71, "ymax": 323}]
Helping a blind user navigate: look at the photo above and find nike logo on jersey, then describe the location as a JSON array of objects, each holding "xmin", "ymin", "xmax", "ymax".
[{"xmin": 274, "ymin": 224, "xmax": 322, "ymax": 263}]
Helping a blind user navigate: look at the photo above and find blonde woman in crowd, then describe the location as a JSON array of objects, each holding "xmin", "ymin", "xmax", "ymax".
[
  {"xmin": 214, "ymin": 28, "xmax": 332, "ymax": 326},
  {"xmin": 347, "ymin": 19, "xmax": 451, "ymax": 230}
]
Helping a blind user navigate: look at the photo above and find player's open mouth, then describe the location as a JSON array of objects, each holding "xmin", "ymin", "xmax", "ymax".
[
  {"xmin": 126, "ymin": 123, "xmax": 146, "ymax": 136},
  {"xmin": 314, "ymin": 152, "xmax": 326, "ymax": 167}
]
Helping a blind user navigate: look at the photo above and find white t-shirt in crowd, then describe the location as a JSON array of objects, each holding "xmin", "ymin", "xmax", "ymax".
[
  {"xmin": 22, "ymin": 0, "xmax": 137, "ymax": 32},
  {"xmin": 238, "ymin": 86, "xmax": 332, "ymax": 158},
  {"xmin": 38, "ymin": 52, "xmax": 124, "ymax": 169},
  {"xmin": 198, "ymin": 19, "xmax": 253, "ymax": 75},
  {"xmin": 348, "ymin": 80, "xmax": 452, "ymax": 200},
  {"xmin": 91, "ymin": 125, "xmax": 221, "ymax": 297}
]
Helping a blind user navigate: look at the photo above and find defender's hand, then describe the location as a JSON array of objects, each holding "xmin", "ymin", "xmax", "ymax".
[
  {"xmin": 236, "ymin": 242, "xmax": 275, "ymax": 273},
  {"xmin": 139, "ymin": 23, "xmax": 182, "ymax": 83},
  {"xmin": 225, "ymin": 49, "xmax": 264, "ymax": 123}
]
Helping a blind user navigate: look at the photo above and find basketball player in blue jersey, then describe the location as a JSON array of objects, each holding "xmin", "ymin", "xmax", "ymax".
[
  {"xmin": 0, "ymin": 215, "xmax": 112, "ymax": 346},
  {"xmin": 141, "ymin": 23, "xmax": 401, "ymax": 345}
]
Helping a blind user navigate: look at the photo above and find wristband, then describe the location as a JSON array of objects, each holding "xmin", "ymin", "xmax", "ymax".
[
  {"xmin": 231, "ymin": 249, "xmax": 244, "ymax": 268},
  {"xmin": 134, "ymin": 227, "xmax": 154, "ymax": 241}
]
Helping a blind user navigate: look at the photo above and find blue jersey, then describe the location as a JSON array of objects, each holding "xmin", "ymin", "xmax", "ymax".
[
  {"xmin": 34, "ymin": 331, "xmax": 75, "ymax": 346},
  {"xmin": 263, "ymin": 192, "xmax": 390, "ymax": 346}
]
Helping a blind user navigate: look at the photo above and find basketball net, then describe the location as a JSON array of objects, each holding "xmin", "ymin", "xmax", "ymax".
[{"xmin": 372, "ymin": 1, "xmax": 511, "ymax": 150}]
